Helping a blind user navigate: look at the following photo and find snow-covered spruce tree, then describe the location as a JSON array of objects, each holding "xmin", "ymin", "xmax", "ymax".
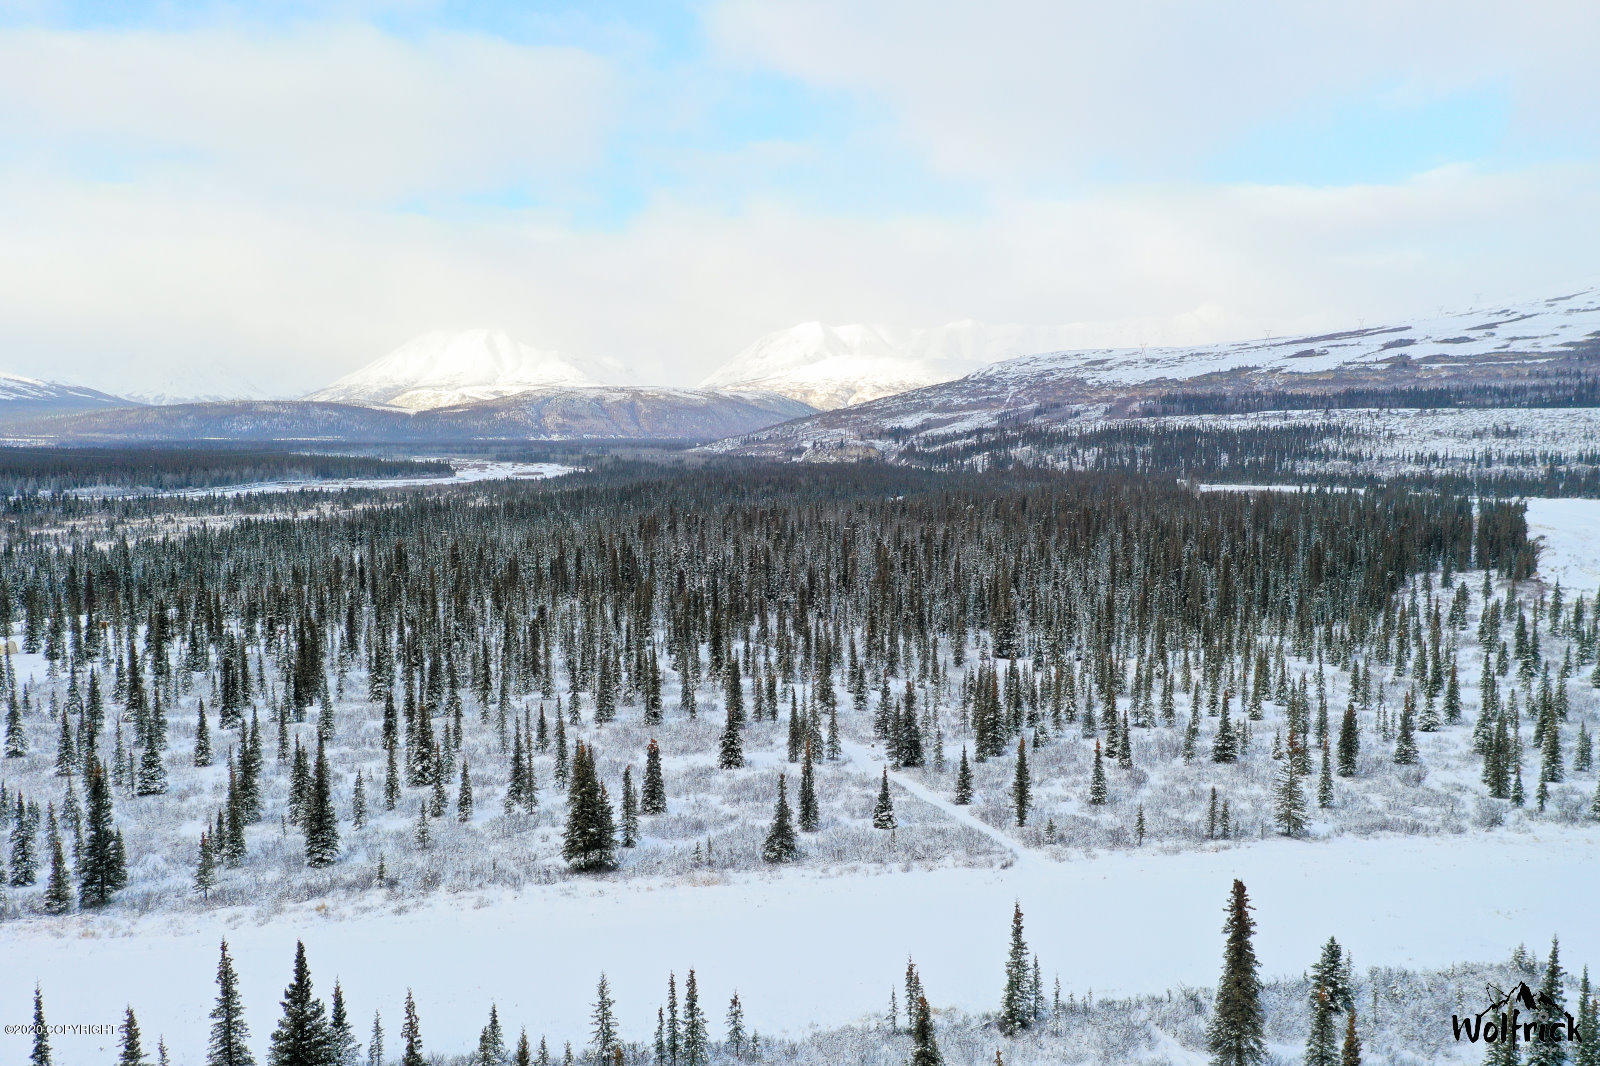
[
  {"xmin": 30, "ymin": 986, "xmax": 50, "ymax": 1066},
  {"xmin": 1207, "ymin": 879, "xmax": 1265, "ymax": 1066},
  {"xmin": 1275, "ymin": 744, "xmax": 1307, "ymax": 837},
  {"xmin": 305, "ymin": 736, "xmax": 339, "ymax": 869},
  {"xmin": 208, "ymin": 941, "xmax": 255, "ymax": 1066},
  {"xmin": 999, "ymin": 902, "xmax": 1033, "ymax": 1035},
  {"xmin": 641, "ymin": 739, "xmax": 666, "ymax": 815},
  {"xmin": 119, "ymin": 1006, "xmax": 145, "ymax": 1066},
  {"xmin": 797, "ymin": 740, "xmax": 819, "ymax": 832},
  {"xmin": 953, "ymin": 746, "xmax": 974, "ymax": 805},
  {"xmin": 330, "ymin": 983, "xmax": 359, "ymax": 1066},
  {"xmin": 762, "ymin": 773, "xmax": 799, "ymax": 863},
  {"xmin": 1087, "ymin": 740, "xmax": 1107, "ymax": 805},
  {"xmin": 591, "ymin": 974, "xmax": 617, "ymax": 1061},
  {"xmin": 562, "ymin": 742, "xmax": 617, "ymax": 872},
  {"xmin": 871, "ymin": 768, "xmax": 896, "ymax": 830},
  {"xmin": 682, "ymin": 970, "xmax": 707, "ymax": 1066},
  {"xmin": 400, "ymin": 991, "xmax": 424, "ymax": 1066},
  {"xmin": 1011, "ymin": 735, "xmax": 1030, "ymax": 828},
  {"xmin": 79, "ymin": 755, "xmax": 126, "ymax": 908},
  {"xmin": 267, "ymin": 941, "xmax": 332, "ymax": 1066},
  {"xmin": 910, "ymin": 994, "xmax": 942, "ymax": 1066}
]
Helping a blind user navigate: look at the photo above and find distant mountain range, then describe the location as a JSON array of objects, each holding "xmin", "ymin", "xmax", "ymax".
[
  {"xmin": 0, "ymin": 372, "xmax": 129, "ymax": 420},
  {"xmin": 7, "ymin": 288, "xmax": 1599, "ymax": 447},
  {"xmin": 18, "ymin": 389, "xmax": 815, "ymax": 444},
  {"xmin": 709, "ymin": 287, "xmax": 1600, "ymax": 458},
  {"xmin": 306, "ymin": 329, "xmax": 621, "ymax": 411},
  {"xmin": 698, "ymin": 320, "xmax": 1096, "ymax": 410}
]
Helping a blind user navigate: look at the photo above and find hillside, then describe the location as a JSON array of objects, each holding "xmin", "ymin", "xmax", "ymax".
[{"xmin": 711, "ymin": 288, "xmax": 1600, "ymax": 457}]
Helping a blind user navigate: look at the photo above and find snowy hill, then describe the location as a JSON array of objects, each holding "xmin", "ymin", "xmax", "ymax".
[
  {"xmin": 0, "ymin": 369, "xmax": 130, "ymax": 420},
  {"xmin": 702, "ymin": 321, "xmax": 1099, "ymax": 409},
  {"xmin": 307, "ymin": 329, "xmax": 620, "ymax": 411},
  {"xmin": 712, "ymin": 287, "xmax": 1600, "ymax": 456}
]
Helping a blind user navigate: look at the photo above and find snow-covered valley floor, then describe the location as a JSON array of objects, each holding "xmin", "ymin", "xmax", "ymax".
[
  {"xmin": 3, "ymin": 494, "xmax": 1597, "ymax": 1062},
  {"xmin": 4, "ymin": 823, "xmax": 1596, "ymax": 1059}
]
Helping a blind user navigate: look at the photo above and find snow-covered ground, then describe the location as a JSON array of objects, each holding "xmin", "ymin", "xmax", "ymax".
[
  {"xmin": 1527, "ymin": 497, "xmax": 1600, "ymax": 591},
  {"xmin": 4, "ymin": 827, "xmax": 1595, "ymax": 1059},
  {"xmin": 69, "ymin": 459, "xmax": 573, "ymax": 499},
  {"xmin": 1, "ymin": 486, "xmax": 1595, "ymax": 1062}
]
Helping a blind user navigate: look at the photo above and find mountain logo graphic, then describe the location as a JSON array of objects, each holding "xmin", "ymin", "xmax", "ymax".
[{"xmin": 1451, "ymin": 981, "xmax": 1581, "ymax": 1046}]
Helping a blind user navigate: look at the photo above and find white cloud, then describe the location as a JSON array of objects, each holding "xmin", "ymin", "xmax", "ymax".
[
  {"xmin": 2, "ymin": 163, "xmax": 1595, "ymax": 396},
  {"xmin": 0, "ymin": 24, "xmax": 617, "ymax": 202},
  {"xmin": 707, "ymin": 0, "xmax": 1600, "ymax": 184}
]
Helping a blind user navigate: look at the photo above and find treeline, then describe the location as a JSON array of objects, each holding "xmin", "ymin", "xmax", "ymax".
[
  {"xmin": 16, "ymin": 882, "xmax": 1594, "ymax": 1064},
  {"xmin": 903, "ymin": 420, "xmax": 1600, "ymax": 499},
  {"xmin": 0, "ymin": 446, "xmax": 452, "ymax": 494},
  {"xmin": 1132, "ymin": 374, "xmax": 1600, "ymax": 416}
]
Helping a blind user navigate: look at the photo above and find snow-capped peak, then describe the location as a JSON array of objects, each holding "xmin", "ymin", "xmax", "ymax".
[
  {"xmin": 307, "ymin": 329, "xmax": 619, "ymax": 412},
  {"xmin": 701, "ymin": 321, "xmax": 1107, "ymax": 410}
]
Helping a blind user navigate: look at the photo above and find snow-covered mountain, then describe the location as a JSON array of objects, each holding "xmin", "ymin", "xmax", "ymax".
[
  {"xmin": 701, "ymin": 321, "xmax": 1097, "ymax": 410},
  {"xmin": 0, "ymin": 369, "xmax": 130, "ymax": 420},
  {"xmin": 121, "ymin": 367, "xmax": 275, "ymax": 406},
  {"xmin": 712, "ymin": 287, "xmax": 1600, "ymax": 457},
  {"xmin": 307, "ymin": 329, "xmax": 620, "ymax": 411}
]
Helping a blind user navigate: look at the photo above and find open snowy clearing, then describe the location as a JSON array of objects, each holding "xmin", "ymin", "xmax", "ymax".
[
  {"xmin": 3, "ymin": 827, "xmax": 1596, "ymax": 1059},
  {"xmin": 70, "ymin": 458, "xmax": 573, "ymax": 499}
]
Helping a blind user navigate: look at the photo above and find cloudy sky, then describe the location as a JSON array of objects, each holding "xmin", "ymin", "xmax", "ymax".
[{"xmin": 2, "ymin": 1, "xmax": 1597, "ymax": 397}]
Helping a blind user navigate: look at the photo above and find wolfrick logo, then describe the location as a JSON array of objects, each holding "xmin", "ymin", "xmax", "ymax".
[{"xmin": 1451, "ymin": 981, "xmax": 1581, "ymax": 1046}]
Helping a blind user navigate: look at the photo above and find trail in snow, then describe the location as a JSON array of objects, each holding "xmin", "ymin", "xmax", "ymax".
[{"xmin": 840, "ymin": 737, "xmax": 1037, "ymax": 868}]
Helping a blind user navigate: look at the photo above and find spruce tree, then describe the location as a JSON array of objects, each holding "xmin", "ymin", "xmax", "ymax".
[
  {"xmin": 457, "ymin": 759, "xmax": 474, "ymax": 823},
  {"xmin": 195, "ymin": 702, "xmax": 213, "ymax": 767},
  {"xmin": 592, "ymin": 975, "xmax": 618, "ymax": 1062},
  {"xmin": 1275, "ymin": 746, "xmax": 1307, "ymax": 837},
  {"xmin": 1206, "ymin": 879, "xmax": 1265, "ymax": 1066},
  {"xmin": 762, "ymin": 773, "xmax": 799, "ymax": 863},
  {"xmin": 80, "ymin": 756, "xmax": 126, "ymax": 908},
  {"xmin": 620, "ymin": 766, "xmax": 639, "ymax": 848},
  {"xmin": 1306, "ymin": 987, "xmax": 1338, "ymax": 1066},
  {"xmin": 31, "ymin": 987, "xmax": 50, "ymax": 1066},
  {"xmin": 562, "ymin": 742, "xmax": 617, "ymax": 872},
  {"xmin": 120, "ymin": 1006, "xmax": 147, "ymax": 1066},
  {"xmin": 208, "ymin": 940, "xmax": 255, "ymax": 1066},
  {"xmin": 1528, "ymin": 937, "xmax": 1567, "ymax": 1066},
  {"xmin": 642, "ymin": 739, "xmax": 667, "ymax": 815},
  {"xmin": 1011, "ymin": 735, "xmax": 1030, "ymax": 827},
  {"xmin": 1341, "ymin": 1011, "xmax": 1361, "ymax": 1066},
  {"xmin": 306, "ymin": 737, "xmax": 339, "ymax": 869},
  {"xmin": 1337, "ymin": 702, "xmax": 1359, "ymax": 776},
  {"xmin": 330, "ymin": 983, "xmax": 359, "ymax": 1066},
  {"xmin": 268, "ymin": 941, "xmax": 333, "ymax": 1066},
  {"xmin": 42, "ymin": 813, "xmax": 72, "ymax": 915},
  {"xmin": 1088, "ymin": 740, "xmax": 1107, "ymax": 805},
  {"xmin": 400, "ymin": 991, "xmax": 424, "ymax": 1066},
  {"xmin": 1394, "ymin": 691, "xmax": 1419, "ymax": 765},
  {"xmin": 682, "ymin": 970, "xmax": 707, "ymax": 1066},
  {"xmin": 798, "ymin": 740, "xmax": 819, "ymax": 831},
  {"xmin": 718, "ymin": 703, "xmax": 744, "ymax": 769},
  {"xmin": 872, "ymin": 768, "xmax": 896, "ymax": 830},
  {"xmin": 726, "ymin": 992, "xmax": 745, "ymax": 1058},
  {"xmin": 954, "ymin": 747, "xmax": 974, "ymax": 805},
  {"xmin": 910, "ymin": 994, "xmax": 942, "ymax": 1066},
  {"xmin": 999, "ymin": 902, "xmax": 1032, "ymax": 1035}
]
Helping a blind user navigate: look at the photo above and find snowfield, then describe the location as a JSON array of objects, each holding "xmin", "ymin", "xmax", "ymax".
[{"xmin": 3, "ymin": 826, "xmax": 1596, "ymax": 1060}]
